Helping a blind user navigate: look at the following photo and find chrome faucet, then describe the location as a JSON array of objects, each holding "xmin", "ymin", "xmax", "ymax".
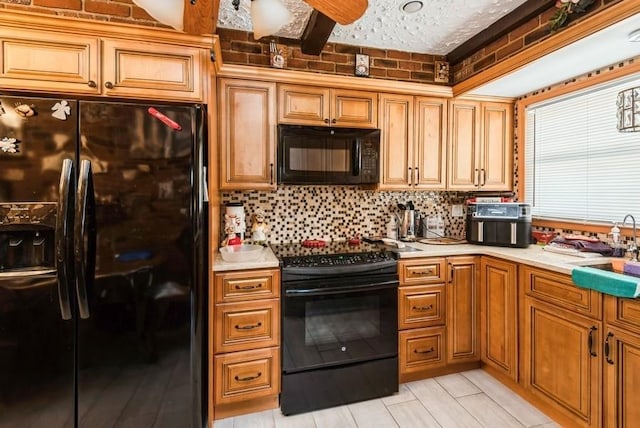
[{"xmin": 623, "ymin": 214, "xmax": 639, "ymax": 261}]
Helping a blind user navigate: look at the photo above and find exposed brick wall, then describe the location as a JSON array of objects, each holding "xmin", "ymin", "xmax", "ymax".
[
  {"xmin": 217, "ymin": 28, "xmax": 448, "ymax": 85},
  {"xmin": 0, "ymin": 0, "xmax": 162, "ymax": 28},
  {"xmin": 452, "ymin": 0, "xmax": 623, "ymax": 83}
]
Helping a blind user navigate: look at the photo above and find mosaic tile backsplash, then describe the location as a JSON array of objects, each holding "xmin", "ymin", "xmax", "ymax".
[{"xmin": 221, "ymin": 186, "xmax": 471, "ymax": 244}]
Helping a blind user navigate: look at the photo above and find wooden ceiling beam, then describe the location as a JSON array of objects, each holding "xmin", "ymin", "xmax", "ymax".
[
  {"xmin": 303, "ymin": 0, "xmax": 367, "ymax": 25},
  {"xmin": 183, "ymin": 0, "xmax": 218, "ymax": 35},
  {"xmin": 300, "ymin": 10, "xmax": 336, "ymax": 56},
  {"xmin": 447, "ymin": 0, "xmax": 556, "ymax": 65}
]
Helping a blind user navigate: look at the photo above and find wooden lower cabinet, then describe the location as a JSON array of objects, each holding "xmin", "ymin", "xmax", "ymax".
[
  {"xmin": 447, "ymin": 256, "xmax": 479, "ymax": 364},
  {"xmin": 522, "ymin": 296, "xmax": 602, "ymax": 427},
  {"xmin": 211, "ymin": 269, "xmax": 281, "ymax": 422},
  {"xmin": 480, "ymin": 257, "xmax": 518, "ymax": 381},
  {"xmin": 398, "ymin": 257, "xmax": 478, "ymax": 382},
  {"xmin": 603, "ymin": 326, "xmax": 640, "ymax": 428}
]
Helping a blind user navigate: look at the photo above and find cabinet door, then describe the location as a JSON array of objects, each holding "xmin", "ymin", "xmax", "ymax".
[
  {"xmin": 604, "ymin": 326, "xmax": 640, "ymax": 428},
  {"xmin": 0, "ymin": 28, "xmax": 99, "ymax": 94},
  {"xmin": 278, "ymin": 84, "xmax": 330, "ymax": 125},
  {"xmin": 447, "ymin": 256, "xmax": 479, "ymax": 364},
  {"xmin": 331, "ymin": 89, "xmax": 378, "ymax": 128},
  {"xmin": 480, "ymin": 102, "xmax": 512, "ymax": 191},
  {"xmin": 480, "ymin": 257, "xmax": 517, "ymax": 381},
  {"xmin": 219, "ymin": 78, "xmax": 276, "ymax": 190},
  {"xmin": 523, "ymin": 297, "xmax": 602, "ymax": 427},
  {"xmin": 378, "ymin": 93, "xmax": 413, "ymax": 189},
  {"xmin": 102, "ymin": 39, "xmax": 205, "ymax": 101},
  {"xmin": 414, "ymin": 97, "xmax": 447, "ymax": 190},
  {"xmin": 448, "ymin": 101, "xmax": 480, "ymax": 190}
]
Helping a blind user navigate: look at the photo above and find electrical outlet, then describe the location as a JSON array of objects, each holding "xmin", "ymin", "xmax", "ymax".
[{"xmin": 452, "ymin": 204, "xmax": 464, "ymax": 217}]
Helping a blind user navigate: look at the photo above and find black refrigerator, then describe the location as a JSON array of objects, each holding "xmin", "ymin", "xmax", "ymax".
[{"xmin": 0, "ymin": 96, "xmax": 207, "ymax": 428}]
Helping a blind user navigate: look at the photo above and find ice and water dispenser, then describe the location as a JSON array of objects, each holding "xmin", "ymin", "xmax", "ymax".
[{"xmin": 0, "ymin": 203, "xmax": 57, "ymax": 271}]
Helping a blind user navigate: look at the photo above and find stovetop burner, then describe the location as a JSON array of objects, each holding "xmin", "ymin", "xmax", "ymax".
[{"xmin": 270, "ymin": 241, "xmax": 396, "ymax": 268}]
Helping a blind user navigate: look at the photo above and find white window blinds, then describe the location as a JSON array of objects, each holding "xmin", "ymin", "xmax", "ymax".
[{"xmin": 524, "ymin": 75, "xmax": 640, "ymax": 223}]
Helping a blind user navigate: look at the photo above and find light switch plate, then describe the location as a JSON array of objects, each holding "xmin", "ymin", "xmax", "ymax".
[{"xmin": 452, "ymin": 204, "xmax": 464, "ymax": 217}]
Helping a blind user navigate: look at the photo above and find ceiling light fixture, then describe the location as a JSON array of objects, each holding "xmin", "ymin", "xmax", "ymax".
[
  {"xmin": 401, "ymin": 0, "xmax": 423, "ymax": 14},
  {"xmin": 628, "ymin": 29, "xmax": 640, "ymax": 42},
  {"xmin": 132, "ymin": 0, "xmax": 184, "ymax": 31},
  {"xmin": 232, "ymin": 0, "xmax": 292, "ymax": 40}
]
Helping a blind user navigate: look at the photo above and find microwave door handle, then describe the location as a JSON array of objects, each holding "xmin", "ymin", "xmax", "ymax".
[{"xmin": 352, "ymin": 140, "xmax": 361, "ymax": 176}]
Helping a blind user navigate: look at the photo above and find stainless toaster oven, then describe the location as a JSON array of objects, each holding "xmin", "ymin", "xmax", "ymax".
[{"xmin": 466, "ymin": 203, "xmax": 531, "ymax": 248}]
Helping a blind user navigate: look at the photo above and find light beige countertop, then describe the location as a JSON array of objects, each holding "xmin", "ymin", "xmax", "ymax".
[
  {"xmin": 397, "ymin": 242, "xmax": 612, "ymax": 276},
  {"xmin": 212, "ymin": 246, "xmax": 280, "ymax": 272},
  {"xmin": 212, "ymin": 242, "xmax": 614, "ymax": 275}
]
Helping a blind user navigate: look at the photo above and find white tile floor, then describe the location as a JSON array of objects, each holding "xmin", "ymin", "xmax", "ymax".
[{"xmin": 213, "ymin": 369, "xmax": 561, "ymax": 428}]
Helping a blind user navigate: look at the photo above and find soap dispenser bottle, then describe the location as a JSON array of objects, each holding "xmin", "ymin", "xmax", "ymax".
[{"xmin": 611, "ymin": 223, "xmax": 625, "ymax": 257}]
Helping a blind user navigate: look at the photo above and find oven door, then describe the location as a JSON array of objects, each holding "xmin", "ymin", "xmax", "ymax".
[{"xmin": 282, "ymin": 275, "xmax": 398, "ymax": 373}]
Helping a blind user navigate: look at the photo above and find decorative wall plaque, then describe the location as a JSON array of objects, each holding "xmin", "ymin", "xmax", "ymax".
[
  {"xmin": 355, "ymin": 53, "xmax": 370, "ymax": 77},
  {"xmin": 434, "ymin": 60, "xmax": 450, "ymax": 83}
]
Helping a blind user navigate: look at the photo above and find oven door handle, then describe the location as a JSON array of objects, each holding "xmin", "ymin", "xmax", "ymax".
[{"xmin": 284, "ymin": 280, "xmax": 398, "ymax": 297}]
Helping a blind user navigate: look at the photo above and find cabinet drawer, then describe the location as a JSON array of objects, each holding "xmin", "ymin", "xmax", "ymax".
[
  {"xmin": 399, "ymin": 284, "xmax": 446, "ymax": 329},
  {"xmin": 214, "ymin": 347, "xmax": 280, "ymax": 405},
  {"xmin": 521, "ymin": 265, "xmax": 602, "ymax": 319},
  {"xmin": 215, "ymin": 269, "xmax": 280, "ymax": 303},
  {"xmin": 399, "ymin": 258, "xmax": 446, "ymax": 285},
  {"xmin": 399, "ymin": 326, "xmax": 446, "ymax": 377},
  {"xmin": 214, "ymin": 299, "xmax": 279, "ymax": 353},
  {"xmin": 605, "ymin": 294, "xmax": 640, "ymax": 336}
]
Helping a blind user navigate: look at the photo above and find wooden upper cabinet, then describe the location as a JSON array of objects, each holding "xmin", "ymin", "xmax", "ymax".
[
  {"xmin": 102, "ymin": 39, "xmax": 205, "ymax": 102},
  {"xmin": 219, "ymin": 78, "xmax": 277, "ymax": 190},
  {"xmin": 378, "ymin": 94, "xmax": 447, "ymax": 190},
  {"xmin": 448, "ymin": 100, "xmax": 513, "ymax": 191},
  {"xmin": 278, "ymin": 84, "xmax": 377, "ymax": 128},
  {"xmin": 0, "ymin": 27, "xmax": 206, "ymax": 101},
  {"xmin": 448, "ymin": 100, "xmax": 480, "ymax": 190},
  {"xmin": 0, "ymin": 28, "xmax": 100, "ymax": 94},
  {"xmin": 481, "ymin": 102, "xmax": 513, "ymax": 191},
  {"xmin": 379, "ymin": 93, "xmax": 413, "ymax": 189},
  {"xmin": 414, "ymin": 97, "xmax": 447, "ymax": 190}
]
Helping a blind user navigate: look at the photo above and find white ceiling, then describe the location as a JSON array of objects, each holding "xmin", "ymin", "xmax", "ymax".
[
  {"xmin": 469, "ymin": 12, "xmax": 640, "ymax": 98},
  {"xmin": 217, "ymin": 0, "xmax": 528, "ymax": 55}
]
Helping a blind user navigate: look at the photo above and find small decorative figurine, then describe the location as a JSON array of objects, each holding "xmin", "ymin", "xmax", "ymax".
[
  {"xmin": 221, "ymin": 214, "xmax": 242, "ymax": 246},
  {"xmin": 251, "ymin": 208, "xmax": 269, "ymax": 245}
]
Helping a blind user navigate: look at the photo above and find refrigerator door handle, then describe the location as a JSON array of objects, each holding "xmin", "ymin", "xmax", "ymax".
[
  {"xmin": 74, "ymin": 159, "xmax": 96, "ymax": 319},
  {"xmin": 55, "ymin": 158, "xmax": 75, "ymax": 320}
]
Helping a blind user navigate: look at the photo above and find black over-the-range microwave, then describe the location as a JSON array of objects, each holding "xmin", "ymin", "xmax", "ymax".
[{"xmin": 277, "ymin": 124, "xmax": 381, "ymax": 185}]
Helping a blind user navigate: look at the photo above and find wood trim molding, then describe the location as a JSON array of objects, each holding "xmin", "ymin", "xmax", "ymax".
[
  {"xmin": 0, "ymin": 9, "xmax": 215, "ymax": 48},
  {"xmin": 452, "ymin": 1, "xmax": 640, "ymax": 97},
  {"xmin": 447, "ymin": 0, "xmax": 556, "ymax": 65},
  {"xmin": 217, "ymin": 64, "xmax": 454, "ymax": 97}
]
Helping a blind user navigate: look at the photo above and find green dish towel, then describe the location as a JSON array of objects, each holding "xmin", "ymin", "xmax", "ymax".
[{"xmin": 572, "ymin": 267, "xmax": 640, "ymax": 298}]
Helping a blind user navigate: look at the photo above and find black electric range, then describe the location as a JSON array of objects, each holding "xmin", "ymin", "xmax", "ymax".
[{"xmin": 272, "ymin": 240, "xmax": 400, "ymax": 415}]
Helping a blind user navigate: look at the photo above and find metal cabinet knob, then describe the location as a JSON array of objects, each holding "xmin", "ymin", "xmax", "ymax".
[
  {"xmin": 87, "ymin": 80, "xmax": 97, "ymax": 88},
  {"xmin": 104, "ymin": 81, "xmax": 114, "ymax": 89}
]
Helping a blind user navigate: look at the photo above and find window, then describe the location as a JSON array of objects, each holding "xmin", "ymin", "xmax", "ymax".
[{"xmin": 524, "ymin": 75, "xmax": 640, "ymax": 223}]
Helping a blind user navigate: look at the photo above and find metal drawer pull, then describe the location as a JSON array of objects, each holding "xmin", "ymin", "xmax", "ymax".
[
  {"xmin": 412, "ymin": 304, "xmax": 433, "ymax": 312},
  {"xmin": 235, "ymin": 372, "xmax": 262, "ymax": 382},
  {"xmin": 588, "ymin": 326, "xmax": 597, "ymax": 357},
  {"xmin": 412, "ymin": 269, "xmax": 434, "ymax": 276},
  {"xmin": 414, "ymin": 347, "xmax": 435, "ymax": 354},
  {"xmin": 605, "ymin": 332, "xmax": 615, "ymax": 365},
  {"xmin": 235, "ymin": 322, "xmax": 262, "ymax": 330},
  {"xmin": 235, "ymin": 283, "xmax": 263, "ymax": 290}
]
